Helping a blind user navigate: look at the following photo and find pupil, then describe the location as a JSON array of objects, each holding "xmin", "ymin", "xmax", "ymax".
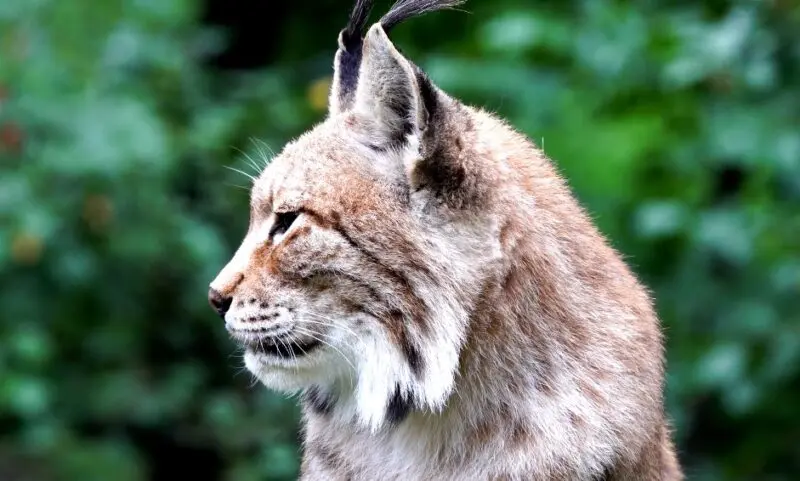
[{"xmin": 272, "ymin": 212, "xmax": 298, "ymax": 237}]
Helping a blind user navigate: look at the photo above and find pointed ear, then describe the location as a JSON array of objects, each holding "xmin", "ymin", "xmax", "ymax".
[
  {"xmin": 329, "ymin": 0, "xmax": 375, "ymax": 115},
  {"xmin": 352, "ymin": 24, "xmax": 428, "ymax": 148}
]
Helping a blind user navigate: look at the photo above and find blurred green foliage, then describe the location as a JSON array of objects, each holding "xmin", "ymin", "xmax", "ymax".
[{"xmin": 1, "ymin": 0, "xmax": 798, "ymax": 480}]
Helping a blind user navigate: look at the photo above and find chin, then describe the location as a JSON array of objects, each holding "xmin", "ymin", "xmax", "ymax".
[{"xmin": 243, "ymin": 347, "xmax": 345, "ymax": 393}]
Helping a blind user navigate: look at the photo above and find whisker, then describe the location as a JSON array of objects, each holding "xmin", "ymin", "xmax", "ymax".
[
  {"xmin": 297, "ymin": 309, "xmax": 357, "ymax": 330},
  {"xmin": 293, "ymin": 326, "xmax": 357, "ymax": 375},
  {"xmin": 247, "ymin": 139, "xmax": 272, "ymax": 169},
  {"xmin": 229, "ymin": 348, "xmax": 260, "ymax": 389},
  {"xmin": 248, "ymin": 373, "xmax": 261, "ymax": 389},
  {"xmin": 225, "ymin": 182, "xmax": 251, "ymax": 191},
  {"xmin": 244, "ymin": 157, "xmax": 261, "ymax": 175},
  {"xmin": 223, "ymin": 165, "xmax": 257, "ymax": 183},
  {"xmin": 293, "ymin": 336, "xmax": 311, "ymax": 362},
  {"xmin": 232, "ymin": 146, "xmax": 263, "ymax": 175},
  {"xmin": 279, "ymin": 336, "xmax": 299, "ymax": 372},
  {"xmin": 295, "ymin": 313, "xmax": 361, "ymax": 339},
  {"xmin": 294, "ymin": 329, "xmax": 356, "ymax": 387},
  {"xmin": 251, "ymin": 137, "xmax": 276, "ymax": 161}
]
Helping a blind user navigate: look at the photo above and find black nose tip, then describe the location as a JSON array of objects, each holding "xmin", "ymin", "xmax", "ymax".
[{"xmin": 208, "ymin": 287, "xmax": 233, "ymax": 318}]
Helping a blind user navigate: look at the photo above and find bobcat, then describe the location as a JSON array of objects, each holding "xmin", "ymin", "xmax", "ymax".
[{"xmin": 208, "ymin": 0, "xmax": 683, "ymax": 479}]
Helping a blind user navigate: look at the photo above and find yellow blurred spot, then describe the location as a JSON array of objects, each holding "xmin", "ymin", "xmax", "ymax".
[
  {"xmin": 11, "ymin": 233, "xmax": 42, "ymax": 265},
  {"xmin": 307, "ymin": 76, "xmax": 332, "ymax": 113},
  {"xmin": 83, "ymin": 194, "xmax": 114, "ymax": 232}
]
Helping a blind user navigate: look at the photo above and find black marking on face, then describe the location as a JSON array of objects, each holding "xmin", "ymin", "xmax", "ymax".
[
  {"xmin": 386, "ymin": 385, "xmax": 413, "ymax": 424},
  {"xmin": 303, "ymin": 386, "xmax": 336, "ymax": 416}
]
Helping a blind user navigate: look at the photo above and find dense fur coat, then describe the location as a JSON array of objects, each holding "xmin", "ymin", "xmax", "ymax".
[{"xmin": 208, "ymin": 1, "xmax": 683, "ymax": 479}]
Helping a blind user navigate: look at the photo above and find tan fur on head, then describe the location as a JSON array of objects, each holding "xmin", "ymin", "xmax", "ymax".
[{"xmin": 208, "ymin": 0, "xmax": 683, "ymax": 479}]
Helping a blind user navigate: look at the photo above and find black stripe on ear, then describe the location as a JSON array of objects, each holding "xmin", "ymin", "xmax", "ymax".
[
  {"xmin": 413, "ymin": 64, "xmax": 439, "ymax": 127},
  {"xmin": 373, "ymin": 62, "xmax": 440, "ymax": 149},
  {"xmin": 380, "ymin": 0, "xmax": 467, "ymax": 32},
  {"xmin": 335, "ymin": 0, "xmax": 376, "ymax": 110},
  {"xmin": 337, "ymin": 50, "xmax": 363, "ymax": 104}
]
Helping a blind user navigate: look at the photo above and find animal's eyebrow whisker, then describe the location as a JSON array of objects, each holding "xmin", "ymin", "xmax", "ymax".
[
  {"xmin": 231, "ymin": 145, "xmax": 265, "ymax": 175},
  {"xmin": 250, "ymin": 138, "xmax": 277, "ymax": 167},
  {"xmin": 223, "ymin": 165, "xmax": 257, "ymax": 183}
]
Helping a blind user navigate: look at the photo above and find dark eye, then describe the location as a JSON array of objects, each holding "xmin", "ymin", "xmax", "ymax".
[{"xmin": 270, "ymin": 211, "xmax": 299, "ymax": 239}]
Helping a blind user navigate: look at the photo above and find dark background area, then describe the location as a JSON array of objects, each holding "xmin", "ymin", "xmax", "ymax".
[{"xmin": 1, "ymin": 0, "xmax": 798, "ymax": 480}]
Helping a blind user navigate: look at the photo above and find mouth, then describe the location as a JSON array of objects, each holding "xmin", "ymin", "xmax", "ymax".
[{"xmin": 228, "ymin": 329, "xmax": 321, "ymax": 358}]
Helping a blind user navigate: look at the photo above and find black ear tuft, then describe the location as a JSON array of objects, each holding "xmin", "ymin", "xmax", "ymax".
[
  {"xmin": 380, "ymin": 0, "xmax": 468, "ymax": 32},
  {"xmin": 341, "ymin": 0, "xmax": 376, "ymax": 51},
  {"xmin": 331, "ymin": 0, "xmax": 465, "ymax": 115},
  {"xmin": 330, "ymin": 0, "xmax": 377, "ymax": 114}
]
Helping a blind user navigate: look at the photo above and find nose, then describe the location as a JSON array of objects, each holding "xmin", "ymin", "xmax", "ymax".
[{"xmin": 208, "ymin": 287, "xmax": 233, "ymax": 318}]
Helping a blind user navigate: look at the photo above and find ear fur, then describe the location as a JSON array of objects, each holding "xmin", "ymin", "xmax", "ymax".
[
  {"xmin": 330, "ymin": 0, "xmax": 463, "ymax": 118},
  {"xmin": 352, "ymin": 24, "xmax": 428, "ymax": 148},
  {"xmin": 335, "ymin": 0, "xmax": 474, "ymax": 203}
]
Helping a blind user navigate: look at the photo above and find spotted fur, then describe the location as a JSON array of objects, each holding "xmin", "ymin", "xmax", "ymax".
[{"xmin": 209, "ymin": 0, "xmax": 683, "ymax": 479}]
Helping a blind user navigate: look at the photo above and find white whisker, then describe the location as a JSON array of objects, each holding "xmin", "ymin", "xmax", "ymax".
[
  {"xmin": 251, "ymin": 137, "xmax": 276, "ymax": 164},
  {"xmin": 295, "ymin": 312, "xmax": 361, "ymax": 339},
  {"xmin": 293, "ymin": 326, "xmax": 357, "ymax": 375},
  {"xmin": 232, "ymin": 146, "xmax": 263, "ymax": 175},
  {"xmin": 225, "ymin": 182, "xmax": 251, "ymax": 191},
  {"xmin": 277, "ymin": 336, "xmax": 299, "ymax": 371},
  {"xmin": 223, "ymin": 165, "xmax": 256, "ymax": 183}
]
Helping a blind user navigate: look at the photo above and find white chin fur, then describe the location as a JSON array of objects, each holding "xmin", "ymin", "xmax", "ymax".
[
  {"xmin": 244, "ymin": 348, "xmax": 349, "ymax": 393},
  {"xmin": 245, "ymin": 324, "xmax": 463, "ymax": 433}
]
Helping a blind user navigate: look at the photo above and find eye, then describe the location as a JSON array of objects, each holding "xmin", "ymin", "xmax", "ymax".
[{"xmin": 269, "ymin": 211, "xmax": 300, "ymax": 240}]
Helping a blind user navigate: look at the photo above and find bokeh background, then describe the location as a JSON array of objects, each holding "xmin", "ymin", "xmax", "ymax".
[{"xmin": 1, "ymin": 0, "xmax": 798, "ymax": 479}]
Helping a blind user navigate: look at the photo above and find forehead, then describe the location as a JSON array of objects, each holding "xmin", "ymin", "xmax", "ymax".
[{"xmin": 250, "ymin": 119, "xmax": 392, "ymax": 209}]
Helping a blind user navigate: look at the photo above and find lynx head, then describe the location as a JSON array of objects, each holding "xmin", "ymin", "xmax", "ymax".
[{"xmin": 208, "ymin": 0, "xmax": 494, "ymax": 432}]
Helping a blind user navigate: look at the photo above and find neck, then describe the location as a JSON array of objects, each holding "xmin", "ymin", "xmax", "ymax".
[
  {"xmin": 299, "ymin": 224, "xmax": 645, "ymax": 480},
  {"xmin": 298, "ymin": 122, "xmax": 667, "ymax": 479}
]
